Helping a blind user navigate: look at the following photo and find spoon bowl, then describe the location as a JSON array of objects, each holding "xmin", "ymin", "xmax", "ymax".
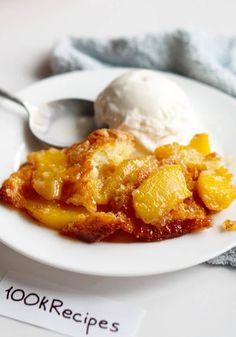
[
  {"xmin": 0, "ymin": 88, "xmax": 95, "ymax": 148},
  {"xmin": 31, "ymin": 99, "xmax": 95, "ymax": 147}
]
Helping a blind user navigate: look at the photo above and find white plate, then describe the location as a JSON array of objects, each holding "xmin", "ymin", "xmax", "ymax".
[{"xmin": 1, "ymin": 68, "xmax": 236, "ymax": 277}]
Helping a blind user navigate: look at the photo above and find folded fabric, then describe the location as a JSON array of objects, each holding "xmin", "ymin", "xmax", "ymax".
[
  {"xmin": 51, "ymin": 30, "xmax": 236, "ymax": 96},
  {"xmin": 51, "ymin": 29, "xmax": 236, "ymax": 267}
]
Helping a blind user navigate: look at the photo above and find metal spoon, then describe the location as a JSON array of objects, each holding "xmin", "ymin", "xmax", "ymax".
[{"xmin": 0, "ymin": 88, "xmax": 95, "ymax": 148}]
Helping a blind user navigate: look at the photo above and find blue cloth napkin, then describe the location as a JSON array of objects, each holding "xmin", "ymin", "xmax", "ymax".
[{"xmin": 51, "ymin": 29, "xmax": 236, "ymax": 267}]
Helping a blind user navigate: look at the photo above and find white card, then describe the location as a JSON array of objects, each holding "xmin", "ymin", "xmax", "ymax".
[{"xmin": 0, "ymin": 271, "xmax": 145, "ymax": 337}]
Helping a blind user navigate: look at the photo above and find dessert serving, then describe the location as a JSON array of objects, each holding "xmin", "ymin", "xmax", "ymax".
[
  {"xmin": 0, "ymin": 70, "xmax": 236, "ymax": 248},
  {"xmin": 0, "ymin": 128, "xmax": 235, "ymax": 243}
]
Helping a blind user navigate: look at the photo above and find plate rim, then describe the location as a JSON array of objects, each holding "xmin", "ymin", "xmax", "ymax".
[{"xmin": 1, "ymin": 67, "xmax": 236, "ymax": 277}]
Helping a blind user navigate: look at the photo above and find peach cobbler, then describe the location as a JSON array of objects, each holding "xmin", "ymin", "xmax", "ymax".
[{"xmin": 0, "ymin": 129, "xmax": 235, "ymax": 243}]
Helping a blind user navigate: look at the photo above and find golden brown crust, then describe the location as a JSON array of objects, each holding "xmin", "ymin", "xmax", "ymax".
[
  {"xmin": 61, "ymin": 212, "xmax": 124, "ymax": 243},
  {"xmin": 0, "ymin": 163, "xmax": 33, "ymax": 208},
  {"xmin": 63, "ymin": 129, "xmax": 137, "ymax": 211},
  {"xmin": 65, "ymin": 128, "xmax": 135, "ymax": 165},
  {"xmin": 130, "ymin": 218, "xmax": 212, "ymax": 242}
]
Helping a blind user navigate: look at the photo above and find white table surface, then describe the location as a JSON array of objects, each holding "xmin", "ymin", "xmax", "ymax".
[{"xmin": 0, "ymin": 1, "xmax": 236, "ymax": 336}]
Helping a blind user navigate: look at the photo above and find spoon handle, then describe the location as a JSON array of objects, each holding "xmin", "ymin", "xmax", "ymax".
[{"xmin": 0, "ymin": 88, "xmax": 30, "ymax": 114}]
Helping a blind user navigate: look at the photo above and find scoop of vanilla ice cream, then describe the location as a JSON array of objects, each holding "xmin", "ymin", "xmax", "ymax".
[{"xmin": 95, "ymin": 70, "xmax": 200, "ymax": 152}]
